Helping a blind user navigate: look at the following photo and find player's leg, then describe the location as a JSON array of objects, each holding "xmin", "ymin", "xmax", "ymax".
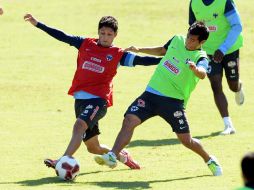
[
  {"xmin": 94, "ymin": 92, "xmax": 155, "ymax": 169},
  {"xmin": 44, "ymin": 98, "xmax": 107, "ymax": 169},
  {"xmin": 159, "ymin": 97, "xmax": 222, "ymax": 176},
  {"xmin": 208, "ymin": 57, "xmax": 235, "ymax": 135},
  {"xmin": 224, "ymin": 50, "xmax": 244, "ymax": 106}
]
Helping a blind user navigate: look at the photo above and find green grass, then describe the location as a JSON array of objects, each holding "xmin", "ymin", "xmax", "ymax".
[{"xmin": 0, "ymin": 0, "xmax": 253, "ymax": 189}]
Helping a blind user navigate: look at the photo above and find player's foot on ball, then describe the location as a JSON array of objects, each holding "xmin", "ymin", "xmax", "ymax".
[
  {"xmin": 94, "ymin": 152, "xmax": 117, "ymax": 169},
  {"xmin": 120, "ymin": 149, "xmax": 140, "ymax": 169},
  {"xmin": 44, "ymin": 158, "xmax": 57, "ymax": 169}
]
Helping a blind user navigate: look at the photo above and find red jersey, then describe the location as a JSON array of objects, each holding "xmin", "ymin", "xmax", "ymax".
[{"xmin": 68, "ymin": 38, "xmax": 124, "ymax": 107}]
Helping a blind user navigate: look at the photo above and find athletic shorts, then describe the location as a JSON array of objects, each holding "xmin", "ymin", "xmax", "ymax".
[
  {"xmin": 207, "ymin": 50, "xmax": 239, "ymax": 81},
  {"xmin": 74, "ymin": 98, "xmax": 107, "ymax": 141},
  {"xmin": 125, "ymin": 91, "xmax": 190, "ymax": 134}
]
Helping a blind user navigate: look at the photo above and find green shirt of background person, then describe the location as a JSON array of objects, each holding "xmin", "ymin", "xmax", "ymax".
[{"xmin": 191, "ymin": 0, "xmax": 243, "ymax": 55}]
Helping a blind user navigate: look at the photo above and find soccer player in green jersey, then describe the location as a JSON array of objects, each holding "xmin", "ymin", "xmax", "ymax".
[
  {"xmin": 94, "ymin": 21, "xmax": 223, "ymax": 176},
  {"xmin": 189, "ymin": 0, "xmax": 244, "ymax": 135}
]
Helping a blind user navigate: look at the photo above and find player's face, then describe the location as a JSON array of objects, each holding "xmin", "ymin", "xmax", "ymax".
[
  {"xmin": 185, "ymin": 33, "xmax": 204, "ymax": 51},
  {"xmin": 98, "ymin": 27, "xmax": 117, "ymax": 47}
]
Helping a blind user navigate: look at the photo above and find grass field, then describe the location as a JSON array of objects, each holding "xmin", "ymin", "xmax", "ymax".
[{"xmin": 0, "ymin": 0, "xmax": 253, "ymax": 189}]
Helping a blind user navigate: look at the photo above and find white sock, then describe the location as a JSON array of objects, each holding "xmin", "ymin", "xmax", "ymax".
[{"xmin": 223, "ymin": 117, "xmax": 233, "ymax": 128}]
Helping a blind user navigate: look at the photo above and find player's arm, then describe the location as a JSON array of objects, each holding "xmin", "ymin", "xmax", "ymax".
[
  {"xmin": 188, "ymin": 57, "xmax": 208, "ymax": 79},
  {"xmin": 213, "ymin": 0, "xmax": 242, "ymax": 63},
  {"xmin": 124, "ymin": 46, "xmax": 166, "ymax": 56},
  {"xmin": 188, "ymin": 0, "xmax": 196, "ymax": 25},
  {"xmin": 218, "ymin": 0, "xmax": 242, "ymax": 54},
  {"xmin": 120, "ymin": 52, "xmax": 161, "ymax": 67},
  {"xmin": 24, "ymin": 13, "xmax": 84, "ymax": 49}
]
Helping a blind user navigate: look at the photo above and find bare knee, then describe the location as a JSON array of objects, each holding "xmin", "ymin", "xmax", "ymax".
[
  {"xmin": 122, "ymin": 114, "xmax": 141, "ymax": 131},
  {"xmin": 228, "ymin": 81, "xmax": 239, "ymax": 92},
  {"xmin": 73, "ymin": 119, "xmax": 88, "ymax": 135}
]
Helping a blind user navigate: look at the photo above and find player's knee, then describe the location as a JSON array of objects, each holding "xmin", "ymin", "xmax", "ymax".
[
  {"xmin": 180, "ymin": 137, "xmax": 192, "ymax": 148},
  {"xmin": 229, "ymin": 83, "xmax": 239, "ymax": 92},
  {"xmin": 123, "ymin": 115, "xmax": 141, "ymax": 131},
  {"xmin": 73, "ymin": 119, "xmax": 88, "ymax": 134}
]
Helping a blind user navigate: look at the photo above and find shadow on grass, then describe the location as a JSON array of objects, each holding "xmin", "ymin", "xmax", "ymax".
[
  {"xmin": 128, "ymin": 131, "xmax": 221, "ymax": 148},
  {"xmin": 0, "ymin": 169, "xmax": 128, "ymax": 186},
  {"xmin": 87, "ymin": 174, "xmax": 211, "ymax": 189}
]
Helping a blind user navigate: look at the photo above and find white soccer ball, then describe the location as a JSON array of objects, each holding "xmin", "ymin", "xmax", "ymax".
[{"xmin": 55, "ymin": 156, "xmax": 80, "ymax": 181}]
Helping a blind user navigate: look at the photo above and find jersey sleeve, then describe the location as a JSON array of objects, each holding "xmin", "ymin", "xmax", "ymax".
[
  {"xmin": 36, "ymin": 22, "xmax": 84, "ymax": 49},
  {"xmin": 196, "ymin": 57, "xmax": 209, "ymax": 72},
  {"xmin": 219, "ymin": 0, "xmax": 242, "ymax": 54},
  {"xmin": 120, "ymin": 52, "xmax": 161, "ymax": 67}
]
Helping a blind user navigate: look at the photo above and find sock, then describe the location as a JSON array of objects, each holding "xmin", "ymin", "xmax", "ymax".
[{"xmin": 223, "ymin": 117, "xmax": 233, "ymax": 127}]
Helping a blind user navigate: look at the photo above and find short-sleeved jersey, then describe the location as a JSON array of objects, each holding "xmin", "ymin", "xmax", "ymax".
[{"xmin": 68, "ymin": 38, "xmax": 124, "ymax": 107}]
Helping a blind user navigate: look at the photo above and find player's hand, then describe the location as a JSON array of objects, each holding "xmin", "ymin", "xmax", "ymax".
[
  {"xmin": 213, "ymin": 49, "xmax": 224, "ymax": 63},
  {"xmin": 0, "ymin": 7, "xmax": 3, "ymax": 15},
  {"xmin": 187, "ymin": 61, "xmax": 197, "ymax": 72},
  {"xmin": 24, "ymin": 13, "xmax": 38, "ymax": 26},
  {"xmin": 124, "ymin": 46, "xmax": 139, "ymax": 53}
]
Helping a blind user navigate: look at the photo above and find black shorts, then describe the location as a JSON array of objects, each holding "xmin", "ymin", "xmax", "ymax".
[
  {"xmin": 125, "ymin": 91, "xmax": 189, "ymax": 134},
  {"xmin": 207, "ymin": 50, "xmax": 239, "ymax": 81},
  {"xmin": 74, "ymin": 98, "xmax": 107, "ymax": 141}
]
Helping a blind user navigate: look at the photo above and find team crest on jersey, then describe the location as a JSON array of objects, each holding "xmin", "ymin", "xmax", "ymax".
[
  {"xmin": 163, "ymin": 60, "xmax": 180, "ymax": 75},
  {"xmin": 106, "ymin": 54, "xmax": 113, "ymax": 61}
]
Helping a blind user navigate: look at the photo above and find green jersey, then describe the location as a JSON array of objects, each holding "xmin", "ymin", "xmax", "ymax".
[
  {"xmin": 148, "ymin": 35, "xmax": 207, "ymax": 107},
  {"xmin": 191, "ymin": 0, "xmax": 243, "ymax": 55}
]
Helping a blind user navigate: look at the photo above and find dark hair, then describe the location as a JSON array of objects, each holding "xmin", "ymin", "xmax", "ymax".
[
  {"xmin": 241, "ymin": 152, "xmax": 254, "ymax": 181},
  {"xmin": 188, "ymin": 21, "xmax": 209, "ymax": 42},
  {"xmin": 98, "ymin": 16, "xmax": 118, "ymax": 33}
]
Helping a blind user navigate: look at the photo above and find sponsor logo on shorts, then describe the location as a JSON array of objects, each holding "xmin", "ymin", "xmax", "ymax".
[
  {"xmin": 227, "ymin": 61, "xmax": 237, "ymax": 68},
  {"xmin": 90, "ymin": 106, "xmax": 99, "ymax": 120},
  {"xmin": 130, "ymin": 106, "xmax": 139, "ymax": 112},
  {"xmin": 85, "ymin": 105, "xmax": 93, "ymax": 109},
  {"xmin": 82, "ymin": 61, "xmax": 105, "ymax": 73},
  {"xmin": 137, "ymin": 99, "xmax": 145, "ymax": 107},
  {"xmin": 163, "ymin": 60, "xmax": 180, "ymax": 75},
  {"xmin": 178, "ymin": 119, "xmax": 184, "ymax": 125},
  {"xmin": 174, "ymin": 111, "xmax": 183, "ymax": 118}
]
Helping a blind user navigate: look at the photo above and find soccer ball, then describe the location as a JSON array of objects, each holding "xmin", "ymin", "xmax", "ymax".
[{"xmin": 55, "ymin": 156, "xmax": 80, "ymax": 181}]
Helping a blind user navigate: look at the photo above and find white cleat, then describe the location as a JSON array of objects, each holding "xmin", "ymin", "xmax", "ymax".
[
  {"xmin": 207, "ymin": 156, "xmax": 223, "ymax": 176},
  {"xmin": 220, "ymin": 124, "xmax": 236, "ymax": 135},
  {"xmin": 94, "ymin": 152, "xmax": 117, "ymax": 169},
  {"xmin": 235, "ymin": 81, "xmax": 244, "ymax": 106}
]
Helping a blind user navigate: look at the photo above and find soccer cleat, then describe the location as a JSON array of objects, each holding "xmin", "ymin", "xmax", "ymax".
[
  {"xmin": 120, "ymin": 149, "xmax": 140, "ymax": 169},
  {"xmin": 207, "ymin": 156, "xmax": 223, "ymax": 176},
  {"xmin": 44, "ymin": 158, "xmax": 57, "ymax": 169},
  {"xmin": 220, "ymin": 124, "xmax": 236, "ymax": 135},
  {"xmin": 235, "ymin": 82, "xmax": 244, "ymax": 106},
  {"xmin": 94, "ymin": 152, "xmax": 117, "ymax": 169}
]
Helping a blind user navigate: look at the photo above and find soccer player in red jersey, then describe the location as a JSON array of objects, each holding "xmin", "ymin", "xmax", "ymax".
[{"xmin": 24, "ymin": 13, "xmax": 161, "ymax": 170}]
